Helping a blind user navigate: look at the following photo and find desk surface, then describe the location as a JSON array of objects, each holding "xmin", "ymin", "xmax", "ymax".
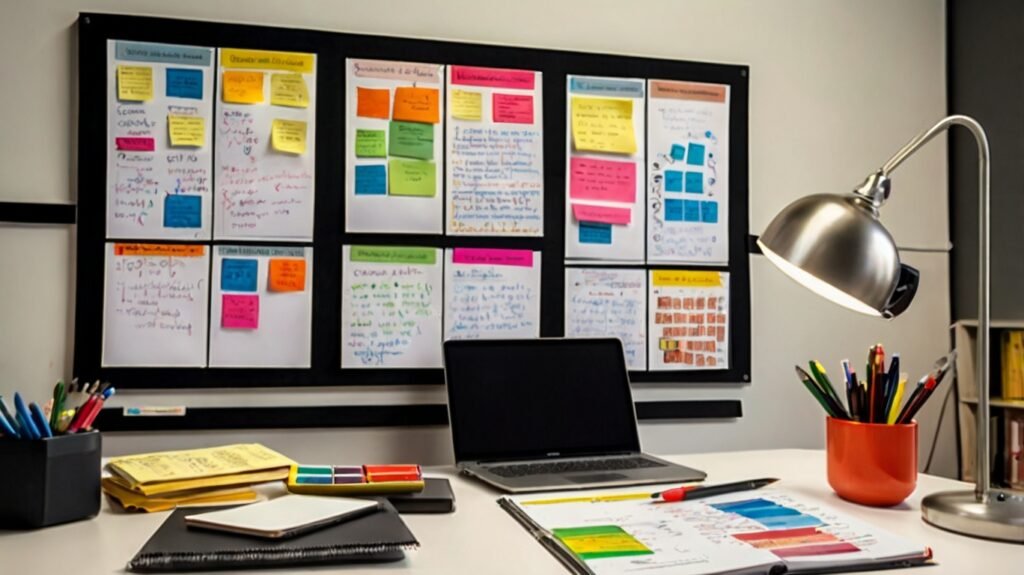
[{"xmin": 2, "ymin": 449, "xmax": 1021, "ymax": 573}]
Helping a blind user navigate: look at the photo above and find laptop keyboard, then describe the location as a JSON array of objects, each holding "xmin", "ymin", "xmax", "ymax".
[{"xmin": 486, "ymin": 457, "xmax": 665, "ymax": 478}]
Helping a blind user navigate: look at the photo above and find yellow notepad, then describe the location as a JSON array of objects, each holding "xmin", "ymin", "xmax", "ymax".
[
  {"xmin": 107, "ymin": 444, "xmax": 294, "ymax": 487},
  {"xmin": 102, "ymin": 477, "xmax": 259, "ymax": 513}
]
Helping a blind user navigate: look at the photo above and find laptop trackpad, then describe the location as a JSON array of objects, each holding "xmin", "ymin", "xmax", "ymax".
[{"xmin": 567, "ymin": 473, "xmax": 628, "ymax": 483}]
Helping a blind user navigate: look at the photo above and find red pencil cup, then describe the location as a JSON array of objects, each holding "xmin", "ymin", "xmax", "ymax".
[{"xmin": 826, "ymin": 416, "xmax": 917, "ymax": 507}]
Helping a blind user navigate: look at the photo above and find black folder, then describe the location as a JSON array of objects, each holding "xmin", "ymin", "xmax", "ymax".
[{"xmin": 386, "ymin": 478, "xmax": 456, "ymax": 513}]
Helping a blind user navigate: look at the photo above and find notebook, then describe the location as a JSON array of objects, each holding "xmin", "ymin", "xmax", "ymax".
[
  {"xmin": 127, "ymin": 499, "xmax": 417, "ymax": 572},
  {"xmin": 386, "ymin": 477, "xmax": 456, "ymax": 513},
  {"xmin": 184, "ymin": 495, "xmax": 379, "ymax": 539}
]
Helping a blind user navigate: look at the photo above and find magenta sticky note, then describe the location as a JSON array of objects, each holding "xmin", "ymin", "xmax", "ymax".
[
  {"xmin": 222, "ymin": 294, "xmax": 259, "ymax": 329},
  {"xmin": 492, "ymin": 93, "xmax": 534, "ymax": 124},
  {"xmin": 115, "ymin": 137, "xmax": 155, "ymax": 151},
  {"xmin": 450, "ymin": 65, "xmax": 535, "ymax": 90},
  {"xmin": 452, "ymin": 248, "xmax": 533, "ymax": 267},
  {"xmin": 569, "ymin": 157, "xmax": 637, "ymax": 203},
  {"xmin": 572, "ymin": 203, "xmax": 632, "ymax": 225}
]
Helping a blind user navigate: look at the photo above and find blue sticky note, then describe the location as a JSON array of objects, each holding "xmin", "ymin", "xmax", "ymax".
[
  {"xmin": 701, "ymin": 201, "xmax": 719, "ymax": 223},
  {"xmin": 355, "ymin": 165, "xmax": 387, "ymax": 195},
  {"xmin": 221, "ymin": 258, "xmax": 258, "ymax": 292},
  {"xmin": 579, "ymin": 221, "xmax": 612, "ymax": 244},
  {"xmin": 665, "ymin": 199, "xmax": 683, "ymax": 222},
  {"xmin": 163, "ymin": 194, "xmax": 201, "ymax": 228},
  {"xmin": 687, "ymin": 143, "xmax": 706, "ymax": 166},
  {"xmin": 685, "ymin": 171, "xmax": 704, "ymax": 194},
  {"xmin": 684, "ymin": 200, "xmax": 701, "ymax": 222},
  {"xmin": 665, "ymin": 170, "xmax": 684, "ymax": 192},
  {"xmin": 670, "ymin": 144, "xmax": 685, "ymax": 161},
  {"xmin": 166, "ymin": 68, "xmax": 203, "ymax": 100}
]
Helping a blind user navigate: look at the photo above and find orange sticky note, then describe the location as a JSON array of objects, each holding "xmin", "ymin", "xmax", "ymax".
[
  {"xmin": 223, "ymin": 71, "xmax": 265, "ymax": 104},
  {"xmin": 393, "ymin": 87, "xmax": 439, "ymax": 124},
  {"xmin": 268, "ymin": 258, "xmax": 306, "ymax": 292},
  {"xmin": 356, "ymin": 87, "xmax": 390, "ymax": 119}
]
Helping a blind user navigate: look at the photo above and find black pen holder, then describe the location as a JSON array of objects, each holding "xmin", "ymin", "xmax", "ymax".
[{"xmin": 0, "ymin": 431, "xmax": 102, "ymax": 528}]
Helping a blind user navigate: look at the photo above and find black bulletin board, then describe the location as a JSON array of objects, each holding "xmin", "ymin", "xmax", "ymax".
[{"xmin": 74, "ymin": 13, "xmax": 751, "ymax": 399}]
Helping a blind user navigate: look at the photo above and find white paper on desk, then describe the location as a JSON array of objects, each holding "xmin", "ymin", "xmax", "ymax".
[
  {"xmin": 106, "ymin": 41, "xmax": 215, "ymax": 240},
  {"xmin": 648, "ymin": 269, "xmax": 729, "ymax": 371},
  {"xmin": 102, "ymin": 243, "xmax": 210, "ymax": 367},
  {"xmin": 444, "ymin": 248, "xmax": 541, "ymax": 340},
  {"xmin": 564, "ymin": 267, "xmax": 647, "ymax": 370}
]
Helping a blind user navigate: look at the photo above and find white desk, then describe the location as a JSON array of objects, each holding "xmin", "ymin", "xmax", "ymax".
[{"xmin": 2, "ymin": 449, "xmax": 1021, "ymax": 573}]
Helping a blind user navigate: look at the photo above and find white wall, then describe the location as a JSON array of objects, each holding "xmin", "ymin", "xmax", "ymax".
[{"xmin": 0, "ymin": 0, "xmax": 956, "ymax": 476}]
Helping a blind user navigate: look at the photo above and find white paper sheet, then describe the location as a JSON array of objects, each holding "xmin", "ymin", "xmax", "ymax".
[
  {"xmin": 647, "ymin": 80, "xmax": 730, "ymax": 264},
  {"xmin": 564, "ymin": 267, "xmax": 647, "ymax": 370},
  {"xmin": 208, "ymin": 245, "xmax": 313, "ymax": 368},
  {"xmin": 214, "ymin": 48, "xmax": 317, "ymax": 241},
  {"xmin": 106, "ymin": 41, "xmax": 214, "ymax": 240},
  {"xmin": 101, "ymin": 243, "xmax": 210, "ymax": 367},
  {"xmin": 446, "ymin": 66, "xmax": 544, "ymax": 236},
  {"xmin": 344, "ymin": 59, "xmax": 444, "ymax": 234},
  {"xmin": 341, "ymin": 245, "xmax": 443, "ymax": 368},
  {"xmin": 648, "ymin": 270, "xmax": 729, "ymax": 371},
  {"xmin": 444, "ymin": 248, "xmax": 541, "ymax": 340}
]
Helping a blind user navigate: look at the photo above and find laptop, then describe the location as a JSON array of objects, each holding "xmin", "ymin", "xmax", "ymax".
[{"xmin": 443, "ymin": 338, "xmax": 706, "ymax": 493}]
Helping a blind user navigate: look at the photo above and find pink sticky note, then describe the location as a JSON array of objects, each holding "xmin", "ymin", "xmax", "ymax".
[
  {"xmin": 115, "ymin": 137, "xmax": 155, "ymax": 151},
  {"xmin": 492, "ymin": 93, "xmax": 534, "ymax": 124},
  {"xmin": 569, "ymin": 157, "xmax": 637, "ymax": 203},
  {"xmin": 450, "ymin": 66, "xmax": 536, "ymax": 90},
  {"xmin": 222, "ymin": 294, "xmax": 259, "ymax": 329},
  {"xmin": 452, "ymin": 248, "xmax": 533, "ymax": 267},
  {"xmin": 572, "ymin": 203, "xmax": 632, "ymax": 225}
]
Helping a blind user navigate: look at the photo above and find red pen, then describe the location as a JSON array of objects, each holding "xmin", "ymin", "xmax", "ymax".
[{"xmin": 652, "ymin": 478, "xmax": 778, "ymax": 502}]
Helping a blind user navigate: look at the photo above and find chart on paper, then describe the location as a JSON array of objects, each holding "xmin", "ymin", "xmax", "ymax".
[{"xmin": 648, "ymin": 270, "xmax": 729, "ymax": 370}]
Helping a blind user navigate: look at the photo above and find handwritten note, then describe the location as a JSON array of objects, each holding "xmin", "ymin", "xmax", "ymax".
[
  {"xmin": 271, "ymin": 118, "xmax": 307, "ymax": 154},
  {"xmin": 451, "ymin": 89, "xmax": 482, "ymax": 120},
  {"xmin": 222, "ymin": 71, "xmax": 264, "ymax": 104},
  {"xmin": 572, "ymin": 203, "xmax": 632, "ymax": 225},
  {"xmin": 356, "ymin": 87, "xmax": 390, "ymax": 119},
  {"xmin": 493, "ymin": 93, "xmax": 533, "ymax": 124},
  {"xmin": 355, "ymin": 129, "xmax": 386, "ymax": 157},
  {"xmin": 648, "ymin": 270, "xmax": 729, "ymax": 370},
  {"xmin": 444, "ymin": 249, "xmax": 541, "ymax": 340},
  {"xmin": 167, "ymin": 115, "xmax": 205, "ymax": 147},
  {"xmin": 270, "ymin": 73, "xmax": 309, "ymax": 108},
  {"xmin": 566, "ymin": 267, "xmax": 647, "ymax": 370},
  {"xmin": 222, "ymin": 294, "xmax": 260, "ymax": 329},
  {"xmin": 568, "ymin": 157, "xmax": 637, "ymax": 203},
  {"xmin": 221, "ymin": 258, "xmax": 258, "ymax": 292},
  {"xmin": 393, "ymin": 87, "xmax": 440, "ymax": 123},
  {"xmin": 166, "ymin": 68, "xmax": 202, "ymax": 99},
  {"xmin": 388, "ymin": 158, "xmax": 436, "ymax": 197},
  {"xmin": 388, "ymin": 121, "xmax": 434, "ymax": 160},
  {"xmin": 571, "ymin": 97, "xmax": 636, "ymax": 154},
  {"xmin": 118, "ymin": 65, "xmax": 153, "ymax": 101},
  {"xmin": 268, "ymin": 258, "xmax": 306, "ymax": 292}
]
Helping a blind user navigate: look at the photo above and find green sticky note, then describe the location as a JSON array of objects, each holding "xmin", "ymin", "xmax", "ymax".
[
  {"xmin": 388, "ymin": 121, "xmax": 434, "ymax": 160},
  {"xmin": 350, "ymin": 245, "xmax": 437, "ymax": 265},
  {"xmin": 355, "ymin": 129, "xmax": 386, "ymax": 158},
  {"xmin": 388, "ymin": 158, "xmax": 436, "ymax": 197}
]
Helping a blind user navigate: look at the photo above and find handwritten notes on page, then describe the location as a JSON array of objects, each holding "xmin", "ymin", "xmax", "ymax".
[
  {"xmin": 647, "ymin": 80, "xmax": 730, "ymax": 264},
  {"xmin": 214, "ymin": 48, "xmax": 316, "ymax": 241},
  {"xmin": 102, "ymin": 243, "xmax": 210, "ymax": 367},
  {"xmin": 446, "ymin": 65, "xmax": 544, "ymax": 236},
  {"xmin": 208, "ymin": 246, "xmax": 313, "ymax": 368},
  {"xmin": 648, "ymin": 270, "xmax": 729, "ymax": 371},
  {"xmin": 565, "ymin": 267, "xmax": 647, "ymax": 370},
  {"xmin": 342, "ymin": 246, "xmax": 443, "ymax": 368},
  {"xmin": 106, "ymin": 41, "xmax": 214, "ymax": 240},
  {"xmin": 345, "ymin": 60, "xmax": 444, "ymax": 234},
  {"xmin": 444, "ymin": 248, "xmax": 541, "ymax": 340},
  {"xmin": 565, "ymin": 76, "xmax": 646, "ymax": 262}
]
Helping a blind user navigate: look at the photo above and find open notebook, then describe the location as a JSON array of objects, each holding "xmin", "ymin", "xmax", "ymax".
[{"xmin": 500, "ymin": 488, "xmax": 932, "ymax": 575}]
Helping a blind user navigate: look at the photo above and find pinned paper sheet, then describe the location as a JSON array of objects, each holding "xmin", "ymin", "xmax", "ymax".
[
  {"xmin": 393, "ymin": 87, "xmax": 440, "ymax": 123},
  {"xmin": 568, "ymin": 157, "xmax": 637, "ymax": 203},
  {"xmin": 118, "ymin": 65, "xmax": 153, "ymax": 101},
  {"xmin": 572, "ymin": 204, "xmax": 632, "ymax": 225},
  {"xmin": 389, "ymin": 121, "xmax": 434, "ymax": 160},
  {"xmin": 116, "ymin": 137, "xmax": 155, "ymax": 152},
  {"xmin": 388, "ymin": 158, "xmax": 436, "ymax": 197},
  {"xmin": 571, "ymin": 97, "xmax": 636, "ymax": 154},
  {"xmin": 452, "ymin": 248, "xmax": 533, "ymax": 267},
  {"xmin": 268, "ymin": 258, "xmax": 306, "ymax": 292},
  {"xmin": 445, "ymin": 248, "xmax": 541, "ymax": 340},
  {"xmin": 222, "ymin": 294, "xmax": 259, "ymax": 329},
  {"xmin": 168, "ymin": 115, "xmax": 205, "ymax": 147},
  {"xmin": 356, "ymin": 87, "xmax": 390, "ymax": 119},
  {"xmin": 222, "ymin": 71, "xmax": 264, "ymax": 104},
  {"xmin": 493, "ymin": 93, "xmax": 533, "ymax": 124},
  {"xmin": 221, "ymin": 258, "xmax": 259, "ymax": 292},
  {"xmin": 355, "ymin": 129, "xmax": 386, "ymax": 158},
  {"xmin": 450, "ymin": 89, "xmax": 482, "ymax": 120},
  {"xmin": 164, "ymin": 195, "xmax": 201, "ymax": 228},
  {"xmin": 270, "ymin": 73, "xmax": 309, "ymax": 108},
  {"xmin": 271, "ymin": 119, "xmax": 307, "ymax": 154},
  {"xmin": 166, "ymin": 68, "xmax": 203, "ymax": 100}
]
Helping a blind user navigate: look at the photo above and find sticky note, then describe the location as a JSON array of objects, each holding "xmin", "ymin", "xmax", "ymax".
[
  {"xmin": 222, "ymin": 71, "xmax": 264, "ymax": 104},
  {"xmin": 670, "ymin": 144, "xmax": 685, "ymax": 161},
  {"xmin": 665, "ymin": 199, "xmax": 684, "ymax": 222},
  {"xmin": 166, "ymin": 68, "xmax": 203, "ymax": 99},
  {"xmin": 355, "ymin": 165, "xmax": 387, "ymax": 195},
  {"xmin": 684, "ymin": 200, "xmax": 701, "ymax": 222},
  {"xmin": 553, "ymin": 526, "xmax": 653, "ymax": 560},
  {"xmin": 221, "ymin": 258, "xmax": 258, "ymax": 292},
  {"xmin": 115, "ymin": 137, "xmax": 155, "ymax": 152},
  {"xmin": 271, "ymin": 119, "xmax": 307, "ymax": 154},
  {"xmin": 268, "ymin": 258, "xmax": 306, "ymax": 292},
  {"xmin": 356, "ymin": 87, "xmax": 390, "ymax": 119},
  {"xmin": 579, "ymin": 221, "xmax": 612, "ymax": 244},
  {"xmin": 685, "ymin": 171, "xmax": 704, "ymax": 194},
  {"xmin": 117, "ymin": 65, "xmax": 153, "ymax": 101},
  {"xmin": 452, "ymin": 248, "xmax": 534, "ymax": 267},
  {"xmin": 450, "ymin": 66, "xmax": 535, "ymax": 90},
  {"xmin": 665, "ymin": 171, "xmax": 684, "ymax": 192},
  {"xmin": 388, "ymin": 158, "xmax": 436, "ymax": 197},
  {"xmin": 163, "ymin": 195, "xmax": 201, "ymax": 228},
  {"xmin": 355, "ymin": 129, "xmax": 386, "ymax": 158},
  {"xmin": 115, "ymin": 244, "xmax": 204, "ymax": 257},
  {"xmin": 393, "ymin": 87, "xmax": 440, "ymax": 124},
  {"xmin": 350, "ymin": 246, "xmax": 437, "ymax": 265},
  {"xmin": 701, "ymin": 201, "xmax": 719, "ymax": 223},
  {"xmin": 568, "ymin": 158, "xmax": 636, "ymax": 203},
  {"xmin": 167, "ymin": 115, "xmax": 205, "ymax": 147},
  {"xmin": 222, "ymin": 294, "xmax": 259, "ymax": 329},
  {"xmin": 492, "ymin": 93, "xmax": 533, "ymax": 124},
  {"xmin": 388, "ymin": 121, "xmax": 434, "ymax": 160},
  {"xmin": 451, "ymin": 89, "xmax": 482, "ymax": 120},
  {"xmin": 652, "ymin": 270, "xmax": 723, "ymax": 287},
  {"xmin": 270, "ymin": 73, "xmax": 309, "ymax": 108},
  {"xmin": 572, "ymin": 204, "xmax": 632, "ymax": 225},
  {"xmin": 570, "ymin": 97, "xmax": 636, "ymax": 154},
  {"xmin": 220, "ymin": 48, "xmax": 314, "ymax": 74},
  {"xmin": 687, "ymin": 143, "xmax": 706, "ymax": 166}
]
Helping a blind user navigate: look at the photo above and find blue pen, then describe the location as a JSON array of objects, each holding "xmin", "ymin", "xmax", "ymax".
[
  {"xmin": 14, "ymin": 393, "xmax": 41, "ymax": 440},
  {"xmin": 29, "ymin": 403, "xmax": 53, "ymax": 438},
  {"xmin": 0, "ymin": 406, "xmax": 17, "ymax": 437},
  {"xmin": 0, "ymin": 396, "xmax": 22, "ymax": 438}
]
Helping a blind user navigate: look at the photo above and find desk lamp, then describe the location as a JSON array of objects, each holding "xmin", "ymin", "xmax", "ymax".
[{"xmin": 757, "ymin": 115, "xmax": 1024, "ymax": 542}]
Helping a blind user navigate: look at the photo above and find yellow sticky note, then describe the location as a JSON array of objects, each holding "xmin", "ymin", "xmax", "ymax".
[
  {"xmin": 270, "ymin": 73, "xmax": 309, "ymax": 108},
  {"xmin": 451, "ymin": 89, "xmax": 482, "ymax": 121},
  {"xmin": 223, "ymin": 71, "xmax": 265, "ymax": 104},
  {"xmin": 651, "ymin": 270, "xmax": 723, "ymax": 287},
  {"xmin": 167, "ymin": 115, "xmax": 205, "ymax": 147},
  {"xmin": 570, "ymin": 97, "xmax": 637, "ymax": 154},
  {"xmin": 271, "ymin": 119, "xmax": 307, "ymax": 154},
  {"xmin": 117, "ymin": 65, "xmax": 153, "ymax": 101}
]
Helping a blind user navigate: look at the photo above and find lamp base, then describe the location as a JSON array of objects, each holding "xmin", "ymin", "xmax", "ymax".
[{"xmin": 921, "ymin": 490, "xmax": 1024, "ymax": 543}]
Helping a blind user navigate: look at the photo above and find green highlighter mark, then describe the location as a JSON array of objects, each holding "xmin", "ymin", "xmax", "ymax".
[{"xmin": 553, "ymin": 525, "xmax": 653, "ymax": 560}]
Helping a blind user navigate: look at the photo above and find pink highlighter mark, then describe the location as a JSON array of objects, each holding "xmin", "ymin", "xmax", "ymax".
[
  {"xmin": 493, "ymin": 93, "xmax": 534, "ymax": 124},
  {"xmin": 572, "ymin": 203, "xmax": 632, "ymax": 225},
  {"xmin": 569, "ymin": 157, "xmax": 637, "ymax": 203},
  {"xmin": 222, "ymin": 294, "xmax": 259, "ymax": 329},
  {"xmin": 115, "ymin": 137, "xmax": 155, "ymax": 151},
  {"xmin": 453, "ymin": 248, "xmax": 533, "ymax": 267},
  {"xmin": 450, "ymin": 65, "xmax": 535, "ymax": 90}
]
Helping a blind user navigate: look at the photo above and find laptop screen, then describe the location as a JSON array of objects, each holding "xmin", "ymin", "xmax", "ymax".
[{"xmin": 443, "ymin": 338, "xmax": 641, "ymax": 462}]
